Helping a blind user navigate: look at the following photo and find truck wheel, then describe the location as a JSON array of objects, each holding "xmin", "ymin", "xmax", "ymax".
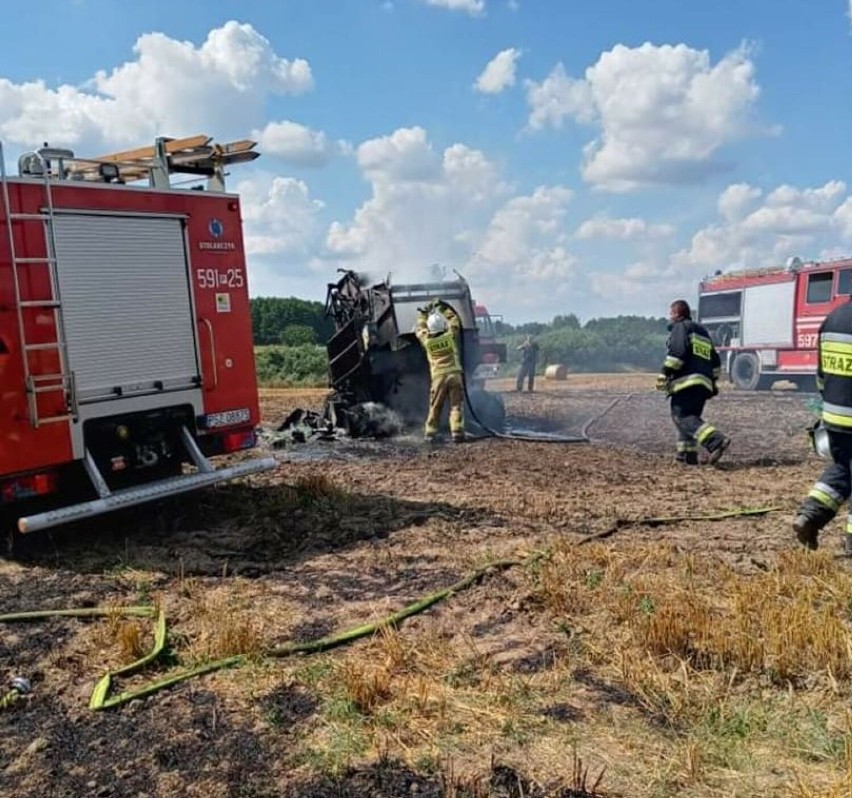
[{"xmin": 731, "ymin": 352, "xmax": 762, "ymax": 391}]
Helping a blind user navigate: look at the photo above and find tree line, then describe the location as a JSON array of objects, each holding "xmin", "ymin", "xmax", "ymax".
[
  {"xmin": 251, "ymin": 297, "xmax": 335, "ymax": 346},
  {"xmin": 251, "ymin": 298, "xmax": 670, "ymax": 383},
  {"xmin": 501, "ymin": 315, "xmax": 669, "ymax": 373}
]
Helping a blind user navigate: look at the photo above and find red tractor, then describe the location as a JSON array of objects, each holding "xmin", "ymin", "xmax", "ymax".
[{"xmin": 472, "ymin": 303, "xmax": 506, "ymax": 380}]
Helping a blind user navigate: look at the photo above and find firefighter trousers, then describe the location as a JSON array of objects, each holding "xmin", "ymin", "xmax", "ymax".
[
  {"xmin": 425, "ymin": 372, "xmax": 465, "ymax": 441},
  {"xmin": 516, "ymin": 361, "xmax": 536, "ymax": 392},
  {"xmin": 798, "ymin": 429, "xmax": 852, "ymax": 539},
  {"xmin": 670, "ymin": 387, "xmax": 725, "ymax": 463}
]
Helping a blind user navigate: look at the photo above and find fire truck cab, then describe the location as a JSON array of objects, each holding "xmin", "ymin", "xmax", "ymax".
[
  {"xmin": 697, "ymin": 256, "xmax": 852, "ymax": 390},
  {"xmin": 0, "ymin": 135, "xmax": 275, "ymax": 534}
]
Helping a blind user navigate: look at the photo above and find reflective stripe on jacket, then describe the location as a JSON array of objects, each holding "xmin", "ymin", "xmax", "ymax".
[
  {"xmin": 818, "ymin": 303, "xmax": 852, "ymax": 431},
  {"xmin": 662, "ymin": 319, "xmax": 720, "ymax": 396},
  {"xmin": 416, "ymin": 307, "xmax": 463, "ymax": 378}
]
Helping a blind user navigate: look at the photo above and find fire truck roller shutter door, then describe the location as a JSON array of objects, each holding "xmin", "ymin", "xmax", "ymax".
[{"xmin": 51, "ymin": 213, "xmax": 200, "ymax": 403}]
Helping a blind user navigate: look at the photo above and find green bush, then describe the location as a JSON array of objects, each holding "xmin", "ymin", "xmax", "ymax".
[
  {"xmin": 252, "ymin": 297, "xmax": 334, "ymax": 345},
  {"xmin": 254, "ymin": 345, "xmax": 328, "ymax": 387},
  {"xmin": 280, "ymin": 324, "xmax": 317, "ymax": 346}
]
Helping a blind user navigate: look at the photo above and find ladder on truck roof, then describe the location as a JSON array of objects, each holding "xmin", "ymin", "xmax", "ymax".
[
  {"xmin": 0, "ymin": 141, "xmax": 76, "ymax": 428},
  {"xmin": 35, "ymin": 134, "xmax": 260, "ymax": 190}
]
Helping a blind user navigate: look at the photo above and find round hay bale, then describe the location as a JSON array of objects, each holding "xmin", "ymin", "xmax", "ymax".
[{"xmin": 544, "ymin": 364, "xmax": 568, "ymax": 380}]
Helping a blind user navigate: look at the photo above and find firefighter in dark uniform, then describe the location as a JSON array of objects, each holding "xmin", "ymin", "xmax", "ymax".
[
  {"xmin": 657, "ymin": 299, "xmax": 731, "ymax": 465},
  {"xmin": 794, "ymin": 298, "xmax": 852, "ymax": 554},
  {"xmin": 415, "ymin": 299, "xmax": 465, "ymax": 443},
  {"xmin": 516, "ymin": 335, "xmax": 539, "ymax": 392}
]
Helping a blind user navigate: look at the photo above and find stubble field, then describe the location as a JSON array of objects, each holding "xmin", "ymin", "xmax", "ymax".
[{"xmin": 1, "ymin": 374, "xmax": 850, "ymax": 798}]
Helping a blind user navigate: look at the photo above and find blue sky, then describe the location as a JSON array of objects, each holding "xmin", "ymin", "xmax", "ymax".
[{"xmin": 2, "ymin": 0, "xmax": 851, "ymax": 322}]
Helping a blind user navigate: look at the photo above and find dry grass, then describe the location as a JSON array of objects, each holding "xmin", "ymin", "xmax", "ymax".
[
  {"xmin": 267, "ymin": 539, "xmax": 852, "ymax": 795},
  {"xmin": 86, "ymin": 603, "xmax": 153, "ymax": 667},
  {"xmin": 294, "ymin": 473, "xmax": 344, "ymax": 502},
  {"xmin": 114, "ymin": 620, "xmax": 147, "ymax": 662},
  {"xmin": 12, "ymin": 379, "xmax": 840, "ymax": 798},
  {"xmin": 54, "ymin": 525, "xmax": 852, "ymax": 796},
  {"xmin": 527, "ymin": 539, "xmax": 852, "ymax": 794},
  {"xmin": 339, "ymin": 660, "xmax": 394, "ymax": 713},
  {"xmin": 538, "ymin": 541, "xmax": 852, "ymax": 684},
  {"xmin": 185, "ymin": 591, "xmax": 264, "ymax": 663}
]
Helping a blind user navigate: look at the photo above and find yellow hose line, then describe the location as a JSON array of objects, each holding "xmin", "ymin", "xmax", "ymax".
[
  {"xmin": 0, "ymin": 504, "xmax": 787, "ymax": 710},
  {"xmin": 0, "ymin": 690, "xmax": 22, "ymax": 711},
  {"xmin": 577, "ymin": 505, "xmax": 785, "ymax": 545},
  {"xmin": 91, "ymin": 556, "xmax": 529, "ymax": 710},
  {"xmin": 0, "ymin": 557, "xmax": 532, "ymax": 710}
]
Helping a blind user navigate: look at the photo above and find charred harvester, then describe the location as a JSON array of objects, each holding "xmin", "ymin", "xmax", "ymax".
[
  {"xmin": 324, "ymin": 270, "xmax": 506, "ymax": 436},
  {"xmin": 0, "ymin": 135, "xmax": 275, "ymax": 534}
]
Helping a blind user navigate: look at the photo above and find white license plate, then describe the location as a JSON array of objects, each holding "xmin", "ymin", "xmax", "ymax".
[{"xmin": 204, "ymin": 408, "xmax": 251, "ymax": 428}]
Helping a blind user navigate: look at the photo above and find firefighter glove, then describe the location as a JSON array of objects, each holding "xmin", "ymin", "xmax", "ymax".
[{"xmin": 655, "ymin": 374, "xmax": 670, "ymax": 393}]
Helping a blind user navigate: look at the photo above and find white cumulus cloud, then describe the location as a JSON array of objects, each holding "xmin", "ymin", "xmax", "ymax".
[
  {"xmin": 423, "ymin": 0, "xmax": 485, "ymax": 13},
  {"xmin": 717, "ymin": 183, "xmax": 762, "ymax": 222},
  {"xmin": 673, "ymin": 179, "xmax": 850, "ymax": 276},
  {"xmin": 470, "ymin": 186, "xmax": 579, "ymax": 304},
  {"xmin": 835, "ymin": 198, "xmax": 852, "ymax": 239},
  {"xmin": 585, "ymin": 179, "xmax": 852, "ymax": 315},
  {"xmin": 321, "ymin": 127, "xmax": 581, "ymax": 318},
  {"xmin": 252, "ymin": 121, "xmax": 337, "ymax": 167},
  {"xmin": 574, "ymin": 215, "xmax": 675, "ymax": 240},
  {"xmin": 525, "ymin": 64, "xmax": 595, "ymax": 130},
  {"xmin": 237, "ymin": 174, "xmax": 325, "ymax": 258},
  {"xmin": 0, "ymin": 21, "xmax": 313, "ymax": 152},
  {"xmin": 525, "ymin": 42, "xmax": 765, "ymax": 191},
  {"xmin": 474, "ymin": 48, "xmax": 522, "ymax": 94},
  {"xmin": 326, "ymin": 127, "xmax": 507, "ymax": 268},
  {"xmin": 356, "ymin": 126, "xmax": 442, "ymax": 183}
]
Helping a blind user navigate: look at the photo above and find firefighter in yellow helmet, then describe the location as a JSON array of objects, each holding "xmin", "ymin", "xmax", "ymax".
[{"xmin": 415, "ymin": 299, "xmax": 465, "ymax": 443}]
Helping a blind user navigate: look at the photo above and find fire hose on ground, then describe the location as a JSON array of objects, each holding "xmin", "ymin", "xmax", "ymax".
[
  {"xmin": 459, "ymin": 332, "xmax": 598, "ymax": 443},
  {"xmin": 0, "ymin": 676, "xmax": 31, "ymax": 710},
  {"xmin": 461, "ymin": 372, "xmax": 629, "ymax": 445},
  {"xmin": 0, "ymin": 504, "xmax": 783, "ymax": 712}
]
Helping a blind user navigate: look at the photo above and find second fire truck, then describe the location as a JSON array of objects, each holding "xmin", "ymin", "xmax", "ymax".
[{"xmin": 697, "ymin": 256, "xmax": 852, "ymax": 390}]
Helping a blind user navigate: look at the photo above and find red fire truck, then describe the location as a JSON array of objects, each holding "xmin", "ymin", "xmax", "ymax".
[
  {"xmin": 697, "ymin": 255, "xmax": 852, "ymax": 390},
  {"xmin": 472, "ymin": 303, "xmax": 507, "ymax": 379},
  {"xmin": 0, "ymin": 134, "xmax": 275, "ymax": 534}
]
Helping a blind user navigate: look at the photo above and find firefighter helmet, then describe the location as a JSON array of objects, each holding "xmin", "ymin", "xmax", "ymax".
[{"xmin": 426, "ymin": 311, "xmax": 447, "ymax": 334}]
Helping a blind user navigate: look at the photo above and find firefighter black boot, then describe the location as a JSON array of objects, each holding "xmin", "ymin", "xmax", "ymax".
[
  {"xmin": 793, "ymin": 514, "xmax": 821, "ymax": 551},
  {"xmin": 707, "ymin": 435, "xmax": 732, "ymax": 465}
]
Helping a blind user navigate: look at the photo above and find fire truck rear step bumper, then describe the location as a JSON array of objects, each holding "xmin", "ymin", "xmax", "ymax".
[{"xmin": 16, "ymin": 456, "xmax": 277, "ymax": 534}]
